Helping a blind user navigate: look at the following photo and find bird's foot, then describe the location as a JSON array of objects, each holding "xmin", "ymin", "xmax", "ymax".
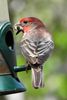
[{"xmin": 25, "ymin": 62, "xmax": 31, "ymax": 73}]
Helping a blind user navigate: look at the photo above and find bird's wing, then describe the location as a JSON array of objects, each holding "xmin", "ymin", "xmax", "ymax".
[
  {"xmin": 37, "ymin": 38, "xmax": 54, "ymax": 64},
  {"xmin": 20, "ymin": 39, "xmax": 37, "ymax": 64},
  {"xmin": 38, "ymin": 38, "xmax": 54, "ymax": 55},
  {"xmin": 20, "ymin": 38, "xmax": 54, "ymax": 65}
]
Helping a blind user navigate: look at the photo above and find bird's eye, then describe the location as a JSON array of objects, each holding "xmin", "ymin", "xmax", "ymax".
[{"xmin": 23, "ymin": 21, "xmax": 28, "ymax": 24}]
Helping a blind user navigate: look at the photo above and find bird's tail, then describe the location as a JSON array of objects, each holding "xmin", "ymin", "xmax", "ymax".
[{"xmin": 31, "ymin": 66, "xmax": 44, "ymax": 89}]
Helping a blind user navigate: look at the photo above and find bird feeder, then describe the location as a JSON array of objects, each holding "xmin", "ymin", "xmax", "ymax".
[{"xmin": 0, "ymin": 21, "xmax": 26, "ymax": 95}]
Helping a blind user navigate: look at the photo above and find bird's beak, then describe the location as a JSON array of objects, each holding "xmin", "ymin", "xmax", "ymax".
[
  {"xmin": 31, "ymin": 67, "xmax": 44, "ymax": 89},
  {"xmin": 14, "ymin": 23, "xmax": 24, "ymax": 35}
]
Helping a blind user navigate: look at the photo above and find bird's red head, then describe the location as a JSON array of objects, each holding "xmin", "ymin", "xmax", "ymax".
[{"xmin": 14, "ymin": 17, "xmax": 45, "ymax": 34}]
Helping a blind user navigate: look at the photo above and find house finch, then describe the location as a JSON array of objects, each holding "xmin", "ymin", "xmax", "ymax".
[{"xmin": 14, "ymin": 17, "xmax": 54, "ymax": 89}]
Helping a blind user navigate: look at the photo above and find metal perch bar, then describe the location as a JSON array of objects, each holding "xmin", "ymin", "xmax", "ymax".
[{"xmin": 14, "ymin": 65, "xmax": 31, "ymax": 72}]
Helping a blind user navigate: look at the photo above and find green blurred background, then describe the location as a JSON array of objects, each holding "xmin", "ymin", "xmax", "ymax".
[{"xmin": 2, "ymin": 0, "xmax": 67, "ymax": 100}]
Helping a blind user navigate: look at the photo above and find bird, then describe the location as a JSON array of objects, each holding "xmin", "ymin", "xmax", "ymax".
[{"xmin": 14, "ymin": 17, "xmax": 54, "ymax": 89}]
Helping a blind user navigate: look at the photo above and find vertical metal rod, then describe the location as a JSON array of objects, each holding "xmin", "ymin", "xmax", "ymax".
[{"xmin": 0, "ymin": 0, "xmax": 9, "ymax": 21}]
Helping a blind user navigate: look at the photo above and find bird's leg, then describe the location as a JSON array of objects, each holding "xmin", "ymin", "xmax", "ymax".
[{"xmin": 25, "ymin": 61, "xmax": 31, "ymax": 73}]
